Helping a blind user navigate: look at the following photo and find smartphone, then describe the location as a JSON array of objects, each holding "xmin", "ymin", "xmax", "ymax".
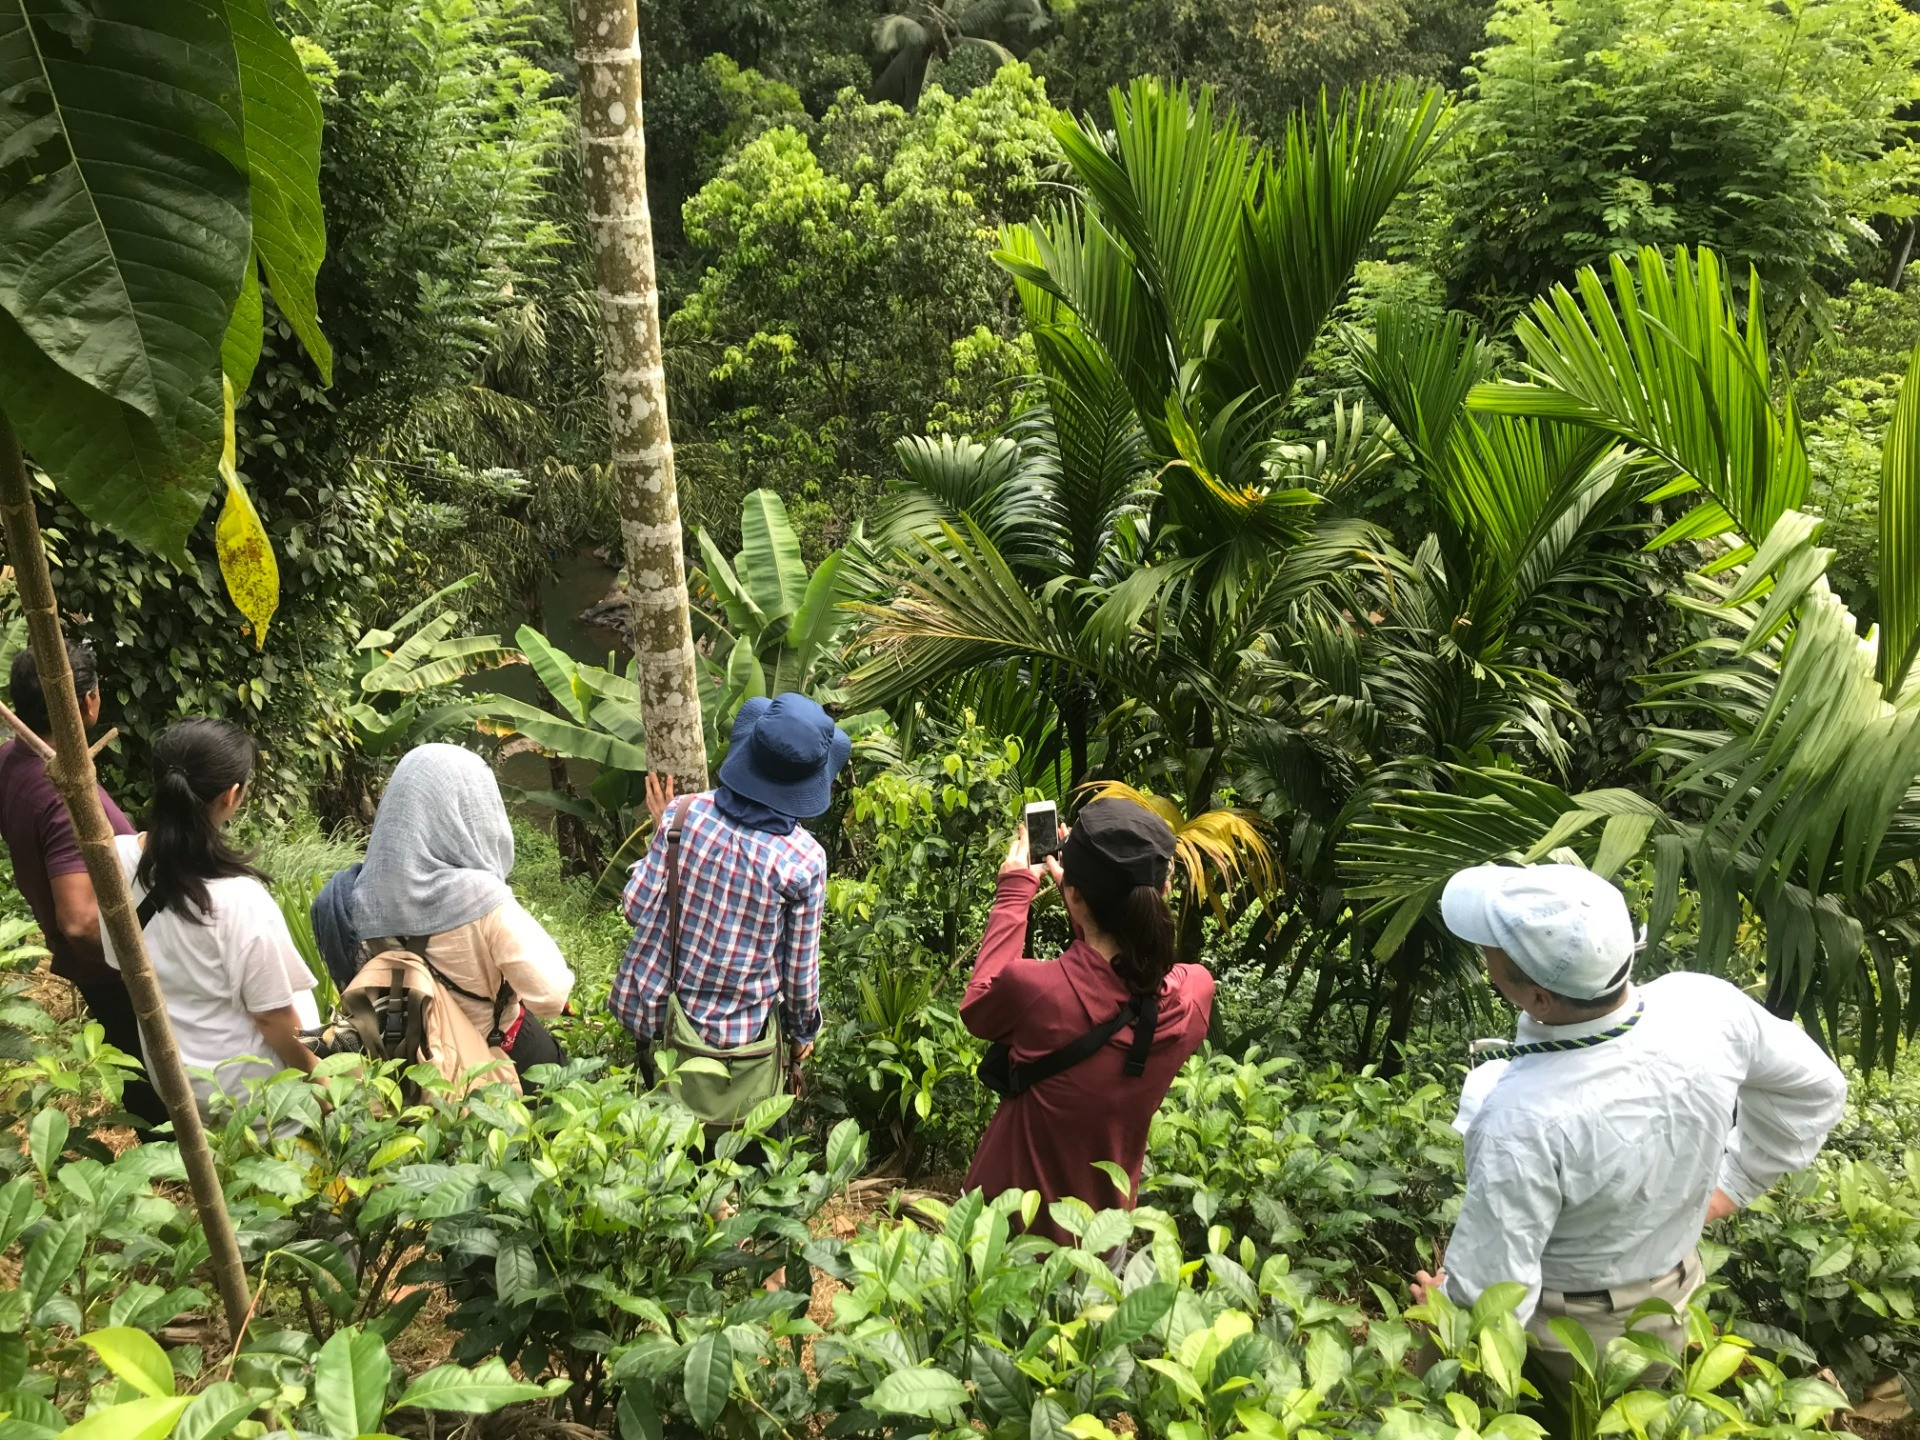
[{"xmin": 1024, "ymin": 801, "xmax": 1062, "ymax": 861}]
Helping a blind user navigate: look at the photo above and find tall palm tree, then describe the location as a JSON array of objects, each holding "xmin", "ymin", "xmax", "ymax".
[
  {"xmin": 1348, "ymin": 247, "xmax": 1920, "ymax": 1068},
  {"xmin": 872, "ymin": 0, "xmax": 1054, "ymax": 108},
  {"xmin": 567, "ymin": 0, "xmax": 708, "ymax": 789}
]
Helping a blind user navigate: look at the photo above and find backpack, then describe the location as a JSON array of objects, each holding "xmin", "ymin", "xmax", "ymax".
[{"xmin": 327, "ymin": 939, "xmax": 520, "ymax": 1097}]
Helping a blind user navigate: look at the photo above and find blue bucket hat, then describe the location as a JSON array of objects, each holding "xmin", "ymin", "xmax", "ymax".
[{"xmin": 717, "ymin": 693, "xmax": 852, "ymax": 819}]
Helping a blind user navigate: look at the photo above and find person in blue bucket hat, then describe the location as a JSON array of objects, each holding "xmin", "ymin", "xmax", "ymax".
[{"xmin": 611, "ymin": 694, "xmax": 851, "ymax": 1137}]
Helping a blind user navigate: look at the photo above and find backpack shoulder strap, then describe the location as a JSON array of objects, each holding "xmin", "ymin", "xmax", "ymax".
[
  {"xmin": 663, "ymin": 802, "xmax": 688, "ymax": 995},
  {"xmin": 135, "ymin": 890, "xmax": 161, "ymax": 930},
  {"xmin": 1008, "ymin": 995, "xmax": 1143, "ymax": 1096}
]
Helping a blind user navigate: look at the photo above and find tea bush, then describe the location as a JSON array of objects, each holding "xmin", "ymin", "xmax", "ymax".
[
  {"xmin": 213, "ymin": 1058, "xmax": 867, "ymax": 1423},
  {"xmin": 809, "ymin": 722, "xmax": 1031, "ymax": 1175},
  {"xmin": 1144, "ymin": 1049, "xmax": 1464, "ymax": 1289}
]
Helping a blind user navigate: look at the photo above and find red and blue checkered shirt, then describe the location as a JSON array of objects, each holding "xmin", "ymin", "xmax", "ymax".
[{"xmin": 610, "ymin": 792, "xmax": 826, "ymax": 1048}]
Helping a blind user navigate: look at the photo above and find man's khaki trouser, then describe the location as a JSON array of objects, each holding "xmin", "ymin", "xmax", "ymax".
[{"xmin": 1528, "ymin": 1248, "xmax": 1704, "ymax": 1393}]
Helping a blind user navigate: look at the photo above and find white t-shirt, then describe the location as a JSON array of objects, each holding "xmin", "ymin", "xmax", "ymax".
[{"xmin": 103, "ymin": 834, "xmax": 319, "ymax": 1117}]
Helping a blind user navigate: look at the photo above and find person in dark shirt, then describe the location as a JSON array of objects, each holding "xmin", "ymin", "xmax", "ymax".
[{"xmin": 0, "ymin": 644, "xmax": 165, "ymax": 1126}]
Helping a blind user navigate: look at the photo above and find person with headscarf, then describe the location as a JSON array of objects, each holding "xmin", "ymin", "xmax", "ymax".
[
  {"xmin": 960, "ymin": 797, "xmax": 1215, "ymax": 1243},
  {"xmin": 329, "ymin": 744, "xmax": 574, "ymax": 1078}
]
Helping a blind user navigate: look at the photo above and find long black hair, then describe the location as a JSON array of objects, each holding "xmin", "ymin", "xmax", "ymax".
[
  {"xmin": 1075, "ymin": 882, "xmax": 1179, "ymax": 997},
  {"xmin": 138, "ymin": 718, "xmax": 267, "ymax": 921}
]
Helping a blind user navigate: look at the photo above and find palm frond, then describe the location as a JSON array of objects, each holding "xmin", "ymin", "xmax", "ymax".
[
  {"xmin": 1224, "ymin": 82, "xmax": 1449, "ymax": 409},
  {"xmin": 1878, "ymin": 342, "xmax": 1920, "ymax": 698},
  {"xmin": 1471, "ymin": 246, "xmax": 1810, "ymax": 565}
]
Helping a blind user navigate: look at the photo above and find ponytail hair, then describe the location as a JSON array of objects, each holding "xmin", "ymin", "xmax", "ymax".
[
  {"xmin": 1074, "ymin": 881, "xmax": 1179, "ymax": 997},
  {"xmin": 138, "ymin": 718, "xmax": 266, "ymax": 921}
]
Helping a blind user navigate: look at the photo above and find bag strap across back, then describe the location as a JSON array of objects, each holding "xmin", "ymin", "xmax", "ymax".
[
  {"xmin": 1007, "ymin": 989, "xmax": 1161, "ymax": 1096},
  {"xmin": 664, "ymin": 804, "xmax": 687, "ymax": 995}
]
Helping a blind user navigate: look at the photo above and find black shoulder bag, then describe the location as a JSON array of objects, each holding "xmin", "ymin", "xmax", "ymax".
[{"xmin": 978, "ymin": 990, "xmax": 1160, "ymax": 1097}]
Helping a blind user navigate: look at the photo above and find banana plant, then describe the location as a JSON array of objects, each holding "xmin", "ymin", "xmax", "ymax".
[
  {"xmin": 691, "ymin": 489, "xmax": 863, "ymax": 747},
  {"xmin": 469, "ymin": 627, "xmax": 653, "ymax": 889},
  {"xmin": 346, "ymin": 574, "xmax": 518, "ymax": 755}
]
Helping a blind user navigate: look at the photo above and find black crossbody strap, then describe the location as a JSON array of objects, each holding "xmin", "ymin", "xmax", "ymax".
[
  {"xmin": 1010, "ymin": 996, "xmax": 1142, "ymax": 1095},
  {"xmin": 135, "ymin": 890, "xmax": 161, "ymax": 930},
  {"xmin": 664, "ymin": 805, "xmax": 686, "ymax": 996},
  {"xmin": 1123, "ymin": 990, "xmax": 1160, "ymax": 1077}
]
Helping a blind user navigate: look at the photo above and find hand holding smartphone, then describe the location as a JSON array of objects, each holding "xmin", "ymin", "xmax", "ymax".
[{"xmin": 1024, "ymin": 800, "xmax": 1062, "ymax": 861}]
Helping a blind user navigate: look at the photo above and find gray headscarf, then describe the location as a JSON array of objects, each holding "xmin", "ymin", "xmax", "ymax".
[{"xmin": 354, "ymin": 744, "xmax": 515, "ymax": 940}]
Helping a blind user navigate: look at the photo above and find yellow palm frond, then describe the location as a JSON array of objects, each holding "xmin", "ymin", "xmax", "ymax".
[{"xmin": 1078, "ymin": 780, "xmax": 1280, "ymax": 920}]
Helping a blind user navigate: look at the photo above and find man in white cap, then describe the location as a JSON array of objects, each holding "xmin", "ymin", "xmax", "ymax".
[{"xmin": 1413, "ymin": 863, "xmax": 1847, "ymax": 1395}]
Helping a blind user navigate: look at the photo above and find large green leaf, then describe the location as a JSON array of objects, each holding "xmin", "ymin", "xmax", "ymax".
[
  {"xmin": 869, "ymin": 1366, "xmax": 970, "ymax": 1422},
  {"xmin": 1879, "ymin": 342, "xmax": 1920, "ymax": 698},
  {"xmin": 682, "ymin": 1331, "xmax": 734, "ymax": 1431},
  {"xmin": 1471, "ymin": 247, "xmax": 1809, "ymax": 563},
  {"xmin": 0, "ymin": 2, "xmax": 251, "ymax": 557},
  {"xmin": 81, "ymin": 1327, "xmax": 174, "ymax": 1399},
  {"xmin": 222, "ymin": 0, "xmax": 329, "ymax": 384},
  {"xmin": 394, "ymin": 1359, "xmax": 565, "ymax": 1414},
  {"xmin": 738, "ymin": 489, "xmax": 808, "ymax": 622},
  {"xmin": 514, "ymin": 626, "xmax": 588, "ymax": 723},
  {"xmin": 59, "ymin": 1395, "xmax": 191, "ymax": 1440},
  {"xmin": 479, "ymin": 697, "xmax": 648, "ymax": 772},
  {"xmin": 313, "ymin": 1327, "xmax": 392, "ymax": 1440},
  {"xmin": 1228, "ymin": 82, "xmax": 1447, "ymax": 408}
]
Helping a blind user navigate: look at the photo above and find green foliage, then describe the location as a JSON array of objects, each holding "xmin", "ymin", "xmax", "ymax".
[
  {"xmin": 0, "ymin": 0, "xmax": 326, "ymax": 560},
  {"xmin": 1045, "ymin": 0, "xmax": 1490, "ymax": 143},
  {"xmin": 692, "ymin": 489, "xmax": 865, "ymax": 743},
  {"xmin": 1718, "ymin": 1152, "xmax": 1920, "ymax": 1407},
  {"xmin": 1795, "ymin": 282, "xmax": 1920, "ymax": 625},
  {"xmin": 214, "ymin": 1059, "xmax": 866, "ymax": 1423},
  {"xmin": 811, "ymin": 721, "xmax": 1027, "ymax": 1173},
  {"xmin": 1439, "ymin": 0, "xmax": 1920, "ymax": 317},
  {"xmin": 872, "ymin": 0, "xmax": 1055, "ymax": 108},
  {"xmin": 46, "ymin": 0, "xmax": 568, "ymax": 811},
  {"xmin": 1144, "ymin": 1051, "xmax": 1463, "ymax": 1285},
  {"xmin": 669, "ymin": 65, "xmax": 1059, "ymax": 559},
  {"xmin": 647, "ymin": 55, "xmax": 808, "ymax": 251}
]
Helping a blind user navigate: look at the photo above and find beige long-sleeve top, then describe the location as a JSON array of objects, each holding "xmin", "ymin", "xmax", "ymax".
[{"xmin": 414, "ymin": 898, "xmax": 575, "ymax": 1037}]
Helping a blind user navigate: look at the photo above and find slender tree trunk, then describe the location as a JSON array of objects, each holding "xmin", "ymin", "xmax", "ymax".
[
  {"xmin": 1887, "ymin": 219, "xmax": 1916, "ymax": 292},
  {"xmin": 0, "ymin": 414, "xmax": 252, "ymax": 1341},
  {"xmin": 567, "ymin": 0, "xmax": 707, "ymax": 790}
]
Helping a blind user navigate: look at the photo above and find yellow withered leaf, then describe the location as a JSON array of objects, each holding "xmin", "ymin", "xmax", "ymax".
[{"xmin": 214, "ymin": 377, "xmax": 279, "ymax": 649}]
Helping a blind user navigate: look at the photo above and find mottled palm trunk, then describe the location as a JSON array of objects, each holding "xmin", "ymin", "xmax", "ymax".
[
  {"xmin": 566, "ymin": 0, "xmax": 707, "ymax": 788},
  {"xmin": 0, "ymin": 414, "xmax": 252, "ymax": 1341}
]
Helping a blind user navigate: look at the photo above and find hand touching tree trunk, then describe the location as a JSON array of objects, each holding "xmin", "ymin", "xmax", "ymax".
[{"xmin": 566, "ymin": 0, "xmax": 708, "ymax": 790}]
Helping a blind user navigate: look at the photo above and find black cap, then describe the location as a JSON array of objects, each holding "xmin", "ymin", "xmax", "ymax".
[{"xmin": 1062, "ymin": 797, "xmax": 1176, "ymax": 906}]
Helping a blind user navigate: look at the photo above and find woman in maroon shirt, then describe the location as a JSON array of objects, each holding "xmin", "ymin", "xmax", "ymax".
[{"xmin": 961, "ymin": 798, "xmax": 1215, "ymax": 1242}]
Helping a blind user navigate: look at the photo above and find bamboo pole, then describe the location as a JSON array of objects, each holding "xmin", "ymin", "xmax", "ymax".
[{"xmin": 0, "ymin": 413, "xmax": 253, "ymax": 1340}]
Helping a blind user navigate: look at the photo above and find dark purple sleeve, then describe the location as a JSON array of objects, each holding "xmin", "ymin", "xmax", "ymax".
[{"xmin": 37, "ymin": 793, "xmax": 86, "ymax": 879}]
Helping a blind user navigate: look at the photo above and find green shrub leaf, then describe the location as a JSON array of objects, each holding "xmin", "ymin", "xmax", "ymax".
[
  {"xmin": 314, "ymin": 1327, "xmax": 393, "ymax": 1440},
  {"xmin": 869, "ymin": 1365, "xmax": 969, "ymax": 1422},
  {"xmin": 682, "ymin": 1331, "xmax": 734, "ymax": 1431},
  {"xmin": 81, "ymin": 1327, "xmax": 174, "ymax": 1399}
]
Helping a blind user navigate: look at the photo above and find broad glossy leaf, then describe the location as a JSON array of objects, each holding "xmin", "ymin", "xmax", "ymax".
[
  {"xmin": 514, "ymin": 627, "xmax": 588, "ymax": 722},
  {"xmin": 738, "ymin": 489, "xmax": 808, "ymax": 620},
  {"xmin": 314, "ymin": 1327, "xmax": 392, "ymax": 1440},
  {"xmin": 222, "ymin": 260, "xmax": 263, "ymax": 395},
  {"xmin": 81, "ymin": 1327, "xmax": 174, "ymax": 1399},
  {"xmin": 222, "ymin": 0, "xmax": 329, "ymax": 383},
  {"xmin": 682, "ymin": 1331, "xmax": 734, "ymax": 1431},
  {"xmin": 869, "ymin": 1365, "xmax": 969, "ymax": 1422},
  {"xmin": 27, "ymin": 1108, "xmax": 67, "ymax": 1180},
  {"xmin": 394, "ymin": 1359, "xmax": 565, "ymax": 1413},
  {"xmin": 20, "ymin": 1216, "xmax": 83, "ymax": 1308},
  {"xmin": 58, "ymin": 1395, "xmax": 191, "ymax": 1440},
  {"xmin": 175, "ymin": 1381, "xmax": 255, "ymax": 1440},
  {"xmin": 0, "ymin": 1, "xmax": 251, "ymax": 556}
]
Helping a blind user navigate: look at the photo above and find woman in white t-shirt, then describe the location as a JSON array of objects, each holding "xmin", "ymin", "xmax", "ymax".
[{"xmin": 104, "ymin": 718, "xmax": 317, "ymax": 1119}]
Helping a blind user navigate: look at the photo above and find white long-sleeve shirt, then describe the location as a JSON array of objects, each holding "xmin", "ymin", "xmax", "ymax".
[{"xmin": 1444, "ymin": 971, "xmax": 1847, "ymax": 1323}]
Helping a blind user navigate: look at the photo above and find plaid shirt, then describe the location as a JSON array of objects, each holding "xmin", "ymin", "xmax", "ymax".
[{"xmin": 610, "ymin": 792, "xmax": 825, "ymax": 1047}]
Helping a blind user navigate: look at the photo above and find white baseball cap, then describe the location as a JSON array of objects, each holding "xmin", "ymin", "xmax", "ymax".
[{"xmin": 1441, "ymin": 863, "xmax": 1636, "ymax": 999}]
